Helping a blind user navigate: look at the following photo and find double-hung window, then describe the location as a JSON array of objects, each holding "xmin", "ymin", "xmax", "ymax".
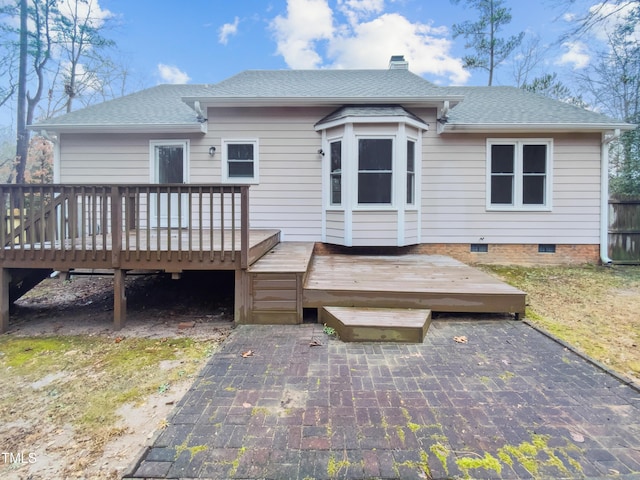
[
  {"xmin": 223, "ymin": 139, "xmax": 258, "ymax": 183},
  {"xmin": 487, "ymin": 139, "xmax": 552, "ymax": 210},
  {"xmin": 358, "ymin": 138, "xmax": 393, "ymax": 205}
]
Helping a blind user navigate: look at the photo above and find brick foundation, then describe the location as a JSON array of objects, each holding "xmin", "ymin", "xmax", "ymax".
[{"xmin": 314, "ymin": 242, "xmax": 601, "ymax": 266}]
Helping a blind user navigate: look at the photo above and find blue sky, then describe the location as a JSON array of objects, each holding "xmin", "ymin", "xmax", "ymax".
[
  {"xmin": 99, "ymin": 0, "xmax": 608, "ymax": 89},
  {"xmin": 0, "ymin": 0, "xmax": 630, "ymax": 132}
]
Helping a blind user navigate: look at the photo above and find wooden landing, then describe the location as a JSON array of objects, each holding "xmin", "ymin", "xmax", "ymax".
[
  {"xmin": 320, "ymin": 306, "xmax": 432, "ymax": 343},
  {"xmin": 304, "ymin": 254, "xmax": 526, "ymax": 316},
  {"xmin": 243, "ymin": 242, "xmax": 315, "ymax": 324}
]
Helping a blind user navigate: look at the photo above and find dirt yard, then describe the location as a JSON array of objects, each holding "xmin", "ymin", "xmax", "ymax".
[
  {"xmin": 0, "ymin": 264, "xmax": 639, "ymax": 479},
  {"xmin": 0, "ymin": 272, "xmax": 235, "ymax": 480}
]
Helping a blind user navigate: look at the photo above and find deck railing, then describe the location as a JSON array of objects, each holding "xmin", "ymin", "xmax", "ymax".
[{"xmin": 0, "ymin": 184, "xmax": 250, "ymax": 268}]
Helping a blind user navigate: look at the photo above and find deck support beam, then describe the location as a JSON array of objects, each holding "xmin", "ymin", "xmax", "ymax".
[
  {"xmin": 0, "ymin": 268, "xmax": 9, "ymax": 333},
  {"xmin": 234, "ymin": 269, "xmax": 249, "ymax": 324},
  {"xmin": 113, "ymin": 269, "xmax": 127, "ymax": 330}
]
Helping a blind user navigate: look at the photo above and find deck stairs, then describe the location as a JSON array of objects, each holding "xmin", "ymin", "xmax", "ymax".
[{"xmin": 246, "ymin": 241, "xmax": 434, "ymax": 342}]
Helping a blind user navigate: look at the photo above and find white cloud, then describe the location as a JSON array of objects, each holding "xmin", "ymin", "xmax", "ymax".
[
  {"xmin": 271, "ymin": 0, "xmax": 469, "ymax": 84},
  {"xmin": 271, "ymin": 0, "xmax": 334, "ymax": 69},
  {"xmin": 588, "ymin": 1, "xmax": 640, "ymax": 42},
  {"xmin": 337, "ymin": 0, "xmax": 384, "ymax": 25},
  {"xmin": 57, "ymin": 0, "xmax": 113, "ymax": 29},
  {"xmin": 329, "ymin": 13, "xmax": 469, "ymax": 84},
  {"xmin": 157, "ymin": 64, "xmax": 191, "ymax": 84},
  {"xmin": 219, "ymin": 17, "xmax": 240, "ymax": 45},
  {"xmin": 556, "ymin": 41, "xmax": 591, "ymax": 69}
]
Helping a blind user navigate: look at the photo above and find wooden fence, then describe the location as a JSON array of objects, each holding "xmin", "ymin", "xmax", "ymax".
[{"xmin": 609, "ymin": 196, "xmax": 640, "ymax": 263}]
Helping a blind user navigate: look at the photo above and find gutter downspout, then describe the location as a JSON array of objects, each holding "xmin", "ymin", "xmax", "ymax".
[{"xmin": 600, "ymin": 129, "xmax": 621, "ymax": 264}]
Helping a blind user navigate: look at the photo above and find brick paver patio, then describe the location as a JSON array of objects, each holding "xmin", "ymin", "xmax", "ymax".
[{"xmin": 126, "ymin": 320, "xmax": 640, "ymax": 479}]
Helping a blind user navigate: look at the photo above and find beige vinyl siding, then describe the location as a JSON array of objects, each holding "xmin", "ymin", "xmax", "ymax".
[
  {"xmin": 352, "ymin": 211, "xmax": 398, "ymax": 246},
  {"xmin": 209, "ymin": 107, "xmax": 328, "ymax": 241},
  {"xmin": 416, "ymin": 106, "xmax": 602, "ymax": 245},
  {"xmin": 325, "ymin": 210, "xmax": 345, "ymax": 244},
  {"xmin": 404, "ymin": 210, "xmax": 419, "ymax": 245}
]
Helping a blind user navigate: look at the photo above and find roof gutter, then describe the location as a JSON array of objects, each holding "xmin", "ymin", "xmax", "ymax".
[
  {"xmin": 600, "ymin": 129, "xmax": 621, "ymax": 265},
  {"xmin": 27, "ymin": 123, "xmax": 207, "ymax": 134},
  {"xmin": 441, "ymin": 122, "xmax": 635, "ymax": 133},
  {"xmin": 182, "ymin": 95, "xmax": 465, "ymax": 109}
]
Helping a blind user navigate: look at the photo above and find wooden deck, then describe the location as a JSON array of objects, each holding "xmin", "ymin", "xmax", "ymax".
[
  {"xmin": 303, "ymin": 253, "xmax": 526, "ymax": 316},
  {"xmin": 0, "ymin": 183, "xmax": 527, "ymax": 336}
]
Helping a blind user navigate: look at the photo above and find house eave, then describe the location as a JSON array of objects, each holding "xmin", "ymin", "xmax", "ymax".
[
  {"xmin": 314, "ymin": 115, "xmax": 429, "ymax": 131},
  {"xmin": 182, "ymin": 95, "xmax": 464, "ymax": 109},
  {"xmin": 441, "ymin": 122, "xmax": 636, "ymax": 134},
  {"xmin": 28, "ymin": 123, "xmax": 207, "ymax": 134}
]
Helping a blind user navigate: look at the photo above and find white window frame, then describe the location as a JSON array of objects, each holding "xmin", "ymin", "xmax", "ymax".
[
  {"xmin": 221, "ymin": 139, "xmax": 259, "ymax": 184},
  {"xmin": 406, "ymin": 137, "xmax": 417, "ymax": 207},
  {"xmin": 486, "ymin": 138, "xmax": 553, "ymax": 211},
  {"xmin": 149, "ymin": 139, "xmax": 190, "ymax": 184},
  {"xmin": 329, "ymin": 138, "xmax": 343, "ymax": 207},
  {"xmin": 355, "ymin": 135, "xmax": 395, "ymax": 209}
]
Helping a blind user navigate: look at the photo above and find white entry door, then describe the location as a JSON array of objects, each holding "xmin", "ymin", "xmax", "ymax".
[{"xmin": 151, "ymin": 140, "xmax": 189, "ymax": 228}]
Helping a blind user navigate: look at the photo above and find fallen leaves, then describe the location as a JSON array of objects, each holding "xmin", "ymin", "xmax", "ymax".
[
  {"xmin": 453, "ymin": 336, "xmax": 468, "ymax": 344},
  {"xmin": 241, "ymin": 350, "xmax": 254, "ymax": 358},
  {"xmin": 309, "ymin": 340, "xmax": 322, "ymax": 347}
]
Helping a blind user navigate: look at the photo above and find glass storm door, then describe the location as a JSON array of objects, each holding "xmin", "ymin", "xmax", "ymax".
[{"xmin": 151, "ymin": 142, "xmax": 188, "ymax": 228}]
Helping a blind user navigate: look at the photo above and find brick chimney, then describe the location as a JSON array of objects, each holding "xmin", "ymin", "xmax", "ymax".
[{"xmin": 388, "ymin": 55, "xmax": 408, "ymax": 70}]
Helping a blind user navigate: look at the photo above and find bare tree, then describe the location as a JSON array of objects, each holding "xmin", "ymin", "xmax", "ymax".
[
  {"xmin": 511, "ymin": 35, "xmax": 544, "ymax": 88},
  {"xmin": 576, "ymin": 8, "xmax": 640, "ymax": 195},
  {"xmin": 15, "ymin": 0, "xmax": 55, "ymax": 184},
  {"xmin": 559, "ymin": 0, "xmax": 639, "ymax": 40}
]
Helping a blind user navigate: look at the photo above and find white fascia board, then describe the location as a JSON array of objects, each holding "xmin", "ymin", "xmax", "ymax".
[
  {"xmin": 28, "ymin": 123, "xmax": 206, "ymax": 134},
  {"xmin": 441, "ymin": 122, "xmax": 636, "ymax": 133},
  {"xmin": 314, "ymin": 115, "xmax": 429, "ymax": 131},
  {"xmin": 183, "ymin": 95, "xmax": 464, "ymax": 109}
]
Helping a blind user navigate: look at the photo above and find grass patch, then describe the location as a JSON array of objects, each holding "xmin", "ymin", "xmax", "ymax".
[
  {"xmin": 483, "ymin": 264, "xmax": 640, "ymax": 382},
  {"xmin": 0, "ymin": 334, "xmax": 220, "ymax": 471}
]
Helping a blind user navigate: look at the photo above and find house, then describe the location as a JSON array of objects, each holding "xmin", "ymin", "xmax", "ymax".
[
  {"xmin": 33, "ymin": 56, "xmax": 633, "ymax": 266},
  {"xmin": 0, "ymin": 56, "xmax": 630, "ymax": 335}
]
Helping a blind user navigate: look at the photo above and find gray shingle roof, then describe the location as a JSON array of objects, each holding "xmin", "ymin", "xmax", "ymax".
[
  {"xmin": 443, "ymin": 86, "xmax": 629, "ymax": 129},
  {"xmin": 33, "ymin": 69, "xmax": 633, "ymax": 133},
  {"xmin": 315, "ymin": 105, "xmax": 428, "ymax": 128},
  {"xmin": 189, "ymin": 69, "xmax": 447, "ymax": 99},
  {"xmin": 33, "ymin": 84, "xmax": 212, "ymax": 130}
]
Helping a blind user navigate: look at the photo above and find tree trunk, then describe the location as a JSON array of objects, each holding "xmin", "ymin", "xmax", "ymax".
[{"xmin": 15, "ymin": 0, "xmax": 29, "ymax": 185}]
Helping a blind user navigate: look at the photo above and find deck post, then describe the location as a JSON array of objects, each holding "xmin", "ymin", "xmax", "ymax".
[
  {"xmin": 234, "ymin": 269, "xmax": 249, "ymax": 324},
  {"xmin": 0, "ymin": 268, "xmax": 9, "ymax": 333},
  {"xmin": 113, "ymin": 268, "xmax": 126, "ymax": 330},
  {"xmin": 240, "ymin": 186, "xmax": 249, "ymax": 269}
]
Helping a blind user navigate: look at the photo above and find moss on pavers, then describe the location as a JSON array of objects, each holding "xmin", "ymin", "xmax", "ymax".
[{"xmin": 126, "ymin": 322, "xmax": 640, "ymax": 479}]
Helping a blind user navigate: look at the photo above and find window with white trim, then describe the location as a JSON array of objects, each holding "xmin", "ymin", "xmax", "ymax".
[
  {"xmin": 358, "ymin": 138, "xmax": 393, "ymax": 204},
  {"xmin": 487, "ymin": 139, "xmax": 552, "ymax": 210},
  {"xmin": 406, "ymin": 140, "xmax": 416, "ymax": 205},
  {"xmin": 330, "ymin": 140, "xmax": 342, "ymax": 205},
  {"xmin": 222, "ymin": 140, "xmax": 259, "ymax": 183}
]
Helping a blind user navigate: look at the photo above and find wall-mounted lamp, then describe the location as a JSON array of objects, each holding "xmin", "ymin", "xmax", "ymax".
[
  {"xmin": 209, "ymin": 146, "xmax": 216, "ymax": 157},
  {"xmin": 317, "ymin": 148, "xmax": 325, "ymax": 156}
]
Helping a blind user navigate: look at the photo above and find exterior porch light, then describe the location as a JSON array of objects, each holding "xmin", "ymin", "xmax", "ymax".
[{"xmin": 209, "ymin": 146, "xmax": 216, "ymax": 157}]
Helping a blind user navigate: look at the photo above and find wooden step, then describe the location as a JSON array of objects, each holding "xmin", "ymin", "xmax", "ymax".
[
  {"xmin": 319, "ymin": 306, "xmax": 432, "ymax": 343},
  {"xmin": 245, "ymin": 242, "xmax": 315, "ymax": 324}
]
